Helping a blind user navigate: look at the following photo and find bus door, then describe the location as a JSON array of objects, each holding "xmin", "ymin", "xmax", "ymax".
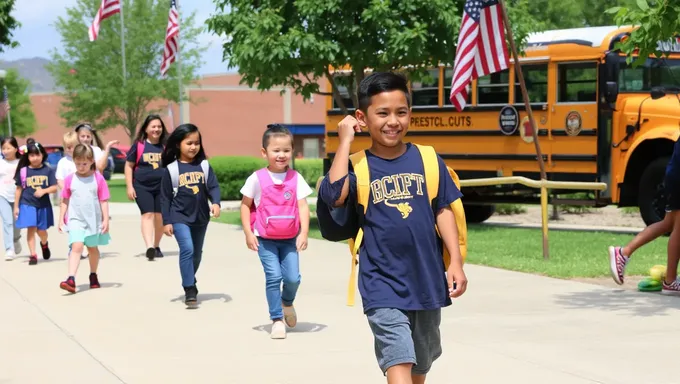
[{"xmin": 549, "ymin": 61, "xmax": 599, "ymax": 181}]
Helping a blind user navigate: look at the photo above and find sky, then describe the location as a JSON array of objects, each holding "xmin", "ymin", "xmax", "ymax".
[{"xmin": 4, "ymin": 0, "xmax": 230, "ymax": 75}]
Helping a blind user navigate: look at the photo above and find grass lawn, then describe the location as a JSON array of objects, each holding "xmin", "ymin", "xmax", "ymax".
[
  {"xmin": 107, "ymin": 178, "xmax": 130, "ymax": 203},
  {"xmin": 213, "ymin": 206, "xmax": 668, "ymax": 279}
]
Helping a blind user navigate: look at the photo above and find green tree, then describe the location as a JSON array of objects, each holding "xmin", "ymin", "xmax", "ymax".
[
  {"xmin": 608, "ymin": 0, "xmax": 680, "ymax": 66},
  {"xmin": 207, "ymin": 0, "xmax": 539, "ymax": 114},
  {"xmin": 0, "ymin": 0, "xmax": 20, "ymax": 53},
  {"xmin": 47, "ymin": 0, "xmax": 206, "ymax": 142},
  {"xmin": 0, "ymin": 68, "xmax": 37, "ymax": 137}
]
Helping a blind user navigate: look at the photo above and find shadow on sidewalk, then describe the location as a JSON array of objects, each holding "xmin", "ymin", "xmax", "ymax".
[
  {"xmin": 252, "ymin": 322, "xmax": 328, "ymax": 334},
  {"xmin": 133, "ymin": 251, "xmax": 179, "ymax": 258},
  {"xmin": 170, "ymin": 293, "xmax": 232, "ymax": 304},
  {"xmin": 66, "ymin": 282, "xmax": 124, "ymax": 295},
  {"xmin": 553, "ymin": 288, "xmax": 680, "ymax": 317}
]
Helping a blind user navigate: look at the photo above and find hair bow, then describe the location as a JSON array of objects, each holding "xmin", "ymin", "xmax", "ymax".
[{"xmin": 18, "ymin": 145, "xmax": 27, "ymax": 155}]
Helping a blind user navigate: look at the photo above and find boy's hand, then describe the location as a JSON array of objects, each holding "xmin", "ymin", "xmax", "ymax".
[
  {"xmin": 245, "ymin": 232, "xmax": 259, "ymax": 251},
  {"xmin": 337, "ymin": 115, "xmax": 362, "ymax": 144},
  {"xmin": 211, "ymin": 204, "xmax": 221, "ymax": 218},
  {"xmin": 163, "ymin": 224, "xmax": 174, "ymax": 236},
  {"xmin": 447, "ymin": 266, "xmax": 468, "ymax": 298},
  {"xmin": 296, "ymin": 234, "xmax": 308, "ymax": 251}
]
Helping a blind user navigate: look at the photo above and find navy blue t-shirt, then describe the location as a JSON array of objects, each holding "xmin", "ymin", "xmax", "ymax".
[
  {"xmin": 127, "ymin": 141, "xmax": 164, "ymax": 191},
  {"xmin": 318, "ymin": 143, "xmax": 463, "ymax": 312},
  {"xmin": 14, "ymin": 165, "xmax": 56, "ymax": 208},
  {"xmin": 160, "ymin": 160, "xmax": 221, "ymax": 226}
]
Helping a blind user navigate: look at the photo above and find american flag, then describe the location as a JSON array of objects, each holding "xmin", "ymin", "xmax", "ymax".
[
  {"xmin": 88, "ymin": 0, "xmax": 121, "ymax": 41},
  {"xmin": 0, "ymin": 87, "xmax": 9, "ymax": 121},
  {"xmin": 449, "ymin": 0, "xmax": 510, "ymax": 111},
  {"xmin": 160, "ymin": 0, "xmax": 179, "ymax": 76}
]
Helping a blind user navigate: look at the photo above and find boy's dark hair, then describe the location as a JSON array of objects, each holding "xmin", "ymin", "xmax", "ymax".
[
  {"xmin": 262, "ymin": 124, "xmax": 294, "ymax": 149},
  {"xmin": 14, "ymin": 141, "xmax": 48, "ymax": 179},
  {"xmin": 358, "ymin": 72, "xmax": 411, "ymax": 112},
  {"xmin": 160, "ymin": 123, "xmax": 207, "ymax": 167},
  {"xmin": 135, "ymin": 114, "xmax": 169, "ymax": 145}
]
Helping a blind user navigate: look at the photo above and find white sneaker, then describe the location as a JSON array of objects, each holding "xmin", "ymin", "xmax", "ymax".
[
  {"xmin": 271, "ymin": 321, "xmax": 286, "ymax": 339},
  {"xmin": 5, "ymin": 250, "xmax": 15, "ymax": 261}
]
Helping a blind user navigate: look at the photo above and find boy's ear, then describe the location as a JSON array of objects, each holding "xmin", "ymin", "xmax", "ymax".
[{"xmin": 355, "ymin": 109, "xmax": 368, "ymax": 129}]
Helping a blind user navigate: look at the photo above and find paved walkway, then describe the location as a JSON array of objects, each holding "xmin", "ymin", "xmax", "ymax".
[{"xmin": 1, "ymin": 206, "xmax": 679, "ymax": 384}]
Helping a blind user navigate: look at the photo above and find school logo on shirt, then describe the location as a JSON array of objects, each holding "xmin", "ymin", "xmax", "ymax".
[
  {"xmin": 284, "ymin": 191, "xmax": 292, "ymax": 200},
  {"xmin": 179, "ymin": 171, "xmax": 204, "ymax": 194},
  {"xmin": 26, "ymin": 175, "xmax": 48, "ymax": 190},
  {"xmin": 370, "ymin": 173, "xmax": 425, "ymax": 219},
  {"xmin": 143, "ymin": 153, "xmax": 162, "ymax": 169}
]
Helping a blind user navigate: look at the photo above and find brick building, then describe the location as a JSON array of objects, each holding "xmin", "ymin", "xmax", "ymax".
[{"xmin": 23, "ymin": 73, "xmax": 328, "ymax": 158}]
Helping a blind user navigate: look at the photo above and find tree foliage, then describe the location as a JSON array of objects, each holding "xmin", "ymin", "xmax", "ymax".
[
  {"xmin": 207, "ymin": 0, "xmax": 539, "ymax": 114},
  {"xmin": 0, "ymin": 0, "xmax": 20, "ymax": 53},
  {"xmin": 608, "ymin": 0, "xmax": 680, "ymax": 67},
  {"xmin": 47, "ymin": 0, "xmax": 206, "ymax": 142},
  {"xmin": 0, "ymin": 68, "xmax": 37, "ymax": 137}
]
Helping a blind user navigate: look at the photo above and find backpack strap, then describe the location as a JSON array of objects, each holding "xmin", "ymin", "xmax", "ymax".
[
  {"xmin": 20, "ymin": 167, "xmax": 27, "ymax": 189},
  {"xmin": 346, "ymin": 150, "xmax": 370, "ymax": 306},
  {"xmin": 414, "ymin": 144, "xmax": 440, "ymax": 204},
  {"xmin": 167, "ymin": 161, "xmax": 179, "ymax": 194},
  {"xmin": 200, "ymin": 160, "xmax": 209, "ymax": 184},
  {"xmin": 135, "ymin": 141, "xmax": 145, "ymax": 166}
]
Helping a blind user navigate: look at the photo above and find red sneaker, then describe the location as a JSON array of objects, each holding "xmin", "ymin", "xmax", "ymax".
[
  {"xmin": 89, "ymin": 273, "xmax": 100, "ymax": 289},
  {"xmin": 60, "ymin": 277, "xmax": 76, "ymax": 293},
  {"xmin": 608, "ymin": 246, "xmax": 628, "ymax": 285}
]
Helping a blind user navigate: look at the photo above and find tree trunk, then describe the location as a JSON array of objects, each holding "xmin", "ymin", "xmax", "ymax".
[{"xmin": 324, "ymin": 67, "xmax": 349, "ymax": 115}]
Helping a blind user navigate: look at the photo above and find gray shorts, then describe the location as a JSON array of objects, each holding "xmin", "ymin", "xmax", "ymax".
[{"xmin": 365, "ymin": 307, "xmax": 442, "ymax": 375}]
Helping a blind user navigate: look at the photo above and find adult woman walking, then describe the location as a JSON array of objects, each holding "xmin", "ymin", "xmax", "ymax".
[{"xmin": 124, "ymin": 114, "xmax": 169, "ymax": 261}]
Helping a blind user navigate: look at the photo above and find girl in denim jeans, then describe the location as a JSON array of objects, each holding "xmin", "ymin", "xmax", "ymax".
[
  {"xmin": 159, "ymin": 124, "xmax": 221, "ymax": 308},
  {"xmin": 239, "ymin": 124, "xmax": 312, "ymax": 339}
]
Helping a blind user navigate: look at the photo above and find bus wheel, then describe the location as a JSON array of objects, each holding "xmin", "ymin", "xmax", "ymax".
[
  {"xmin": 463, "ymin": 204, "xmax": 496, "ymax": 224},
  {"xmin": 638, "ymin": 157, "xmax": 669, "ymax": 226}
]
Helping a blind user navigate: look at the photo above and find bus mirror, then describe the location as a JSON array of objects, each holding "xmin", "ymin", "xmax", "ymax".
[
  {"xmin": 605, "ymin": 82, "xmax": 619, "ymax": 103},
  {"xmin": 651, "ymin": 87, "xmax": 666, "ymax": 100}
]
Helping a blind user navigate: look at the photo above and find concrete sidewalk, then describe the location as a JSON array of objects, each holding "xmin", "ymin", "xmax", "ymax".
[{"xmin": 1, "ymin": 212, "xmax": 679, "ymax": 384}]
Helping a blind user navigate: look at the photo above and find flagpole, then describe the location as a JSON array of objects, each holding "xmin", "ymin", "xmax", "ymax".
[
  {"xmin": 176, "ymin": 0, "xmax": 184, "ymax": 126},
  {"xmin": 498, "ymin": 0, "xmax": 549, "ymax": 259},
  {"xmin": 6, "ymin": 108, "xmax": 12, "ymax": 137},
  {"xmin": 119, "ymin": 1, "xmax": 127, "ymax": 86}
]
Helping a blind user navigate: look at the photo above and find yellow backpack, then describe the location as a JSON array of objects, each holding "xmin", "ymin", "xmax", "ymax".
[{"xmin": 346, "ymin": 143, "xmax": 468, "ymax": 306}]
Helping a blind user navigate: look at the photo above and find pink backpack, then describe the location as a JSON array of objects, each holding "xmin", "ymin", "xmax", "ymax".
[{"xmin": 250, "ymin": 168, "xmax": 300, "ymax": 240}]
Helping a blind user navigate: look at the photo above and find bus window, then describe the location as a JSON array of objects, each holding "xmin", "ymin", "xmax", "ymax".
[
  {"xmin": 477, "ymin": 69, "xmax": 510, "ymax": 105},
  {"xmin": 443, "ymin": 67, "xmax": 472, "ymax": 106},
  {"xmin": 557, "ymin": 62, "xmax": 598, "ymax": 103},
  {"xmin": 618, "ymin": 58, "xmax": 680, "ymax": 92},
  {"xmin": 514, "ymin": 64, "xmax": 548, "ymax": 103},
  {"xmin": 331, "ymin": 74, "xmax": 355, "ymax": 110},
  {"xmin": 411, "ymin": 69, "xmax": 439, "ymax": 107}
]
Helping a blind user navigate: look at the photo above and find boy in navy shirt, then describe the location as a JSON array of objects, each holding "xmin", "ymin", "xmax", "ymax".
[{"xmin": 318, "ymin": 72, "xmax": 468, "ymax": 382}]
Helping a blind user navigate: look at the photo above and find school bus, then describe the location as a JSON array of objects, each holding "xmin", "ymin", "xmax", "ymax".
[{"xmin": 322, "ymin": 26, "xmax": 680, "ymax": 225}]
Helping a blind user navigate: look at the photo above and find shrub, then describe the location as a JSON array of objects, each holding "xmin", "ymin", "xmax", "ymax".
[
  {"xmin": 209, "ymin": 156, "xmax": 323, "ymax": 200},
  {"xmin": 495, "ymin": 204, "xmax": 527, "ymax": 215}
]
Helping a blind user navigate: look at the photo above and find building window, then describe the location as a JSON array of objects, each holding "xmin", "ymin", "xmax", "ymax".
[
  {"xmin": 514, "ymin": 64, "xmax": 548, "ymax": 103},
  {"xmin": 303, "ymin": 138, "xmax": 320, "ymax": 159},
  {"xmin": 411, "ymin": 69, "xmax": 440, "ymax": 106},
  {"xmin": 477, "ymin": 69, "xmax": 510, "ymax": 105},
  {"xmin": 557, "ymin": 62, "xmax": 598, "ymax": 103},
  {"xmin": 443, "ymin": 67, "xmax": 472, "ymax": 106}
]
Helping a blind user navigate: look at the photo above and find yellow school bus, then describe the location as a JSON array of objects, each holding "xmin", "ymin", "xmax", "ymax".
[{"xmin": 323, "ymin": 26, "xmax": 680, "ymax": 225}]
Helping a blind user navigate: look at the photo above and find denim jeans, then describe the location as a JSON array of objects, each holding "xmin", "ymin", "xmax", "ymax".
[
  {"xmin": 0, "ymin": 196, "xmax": 20, "ymax": 252},
  {"xmin": 173, "ymin": 223, "xmax": 208, "ymax": 288},
  {"xmin": 257, "ymin": 237, "xmax": 301, "ymax": 320}
]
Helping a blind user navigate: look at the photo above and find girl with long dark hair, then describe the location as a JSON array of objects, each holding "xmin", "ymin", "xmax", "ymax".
[
  {"xmin": 160, "ymin": 124, "xmax": 221, "ymax": 308},
  {"xmin": 13, "ymin": 140, "xmax": 57, "ymax": 265},
  {"xmin": 124, "ymin": 114, "xmax": 169, "ymax": 260}
]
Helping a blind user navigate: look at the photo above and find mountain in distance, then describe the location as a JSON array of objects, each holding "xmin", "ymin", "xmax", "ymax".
[{"xmin": 0, "ymin": 57, "xmax": 57, "ymax": 93}]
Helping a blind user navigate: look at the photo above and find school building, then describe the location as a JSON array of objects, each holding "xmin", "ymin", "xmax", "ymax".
[{"xmin": 25, "ymin": 73, "xmax": 328, "ymax": 158}]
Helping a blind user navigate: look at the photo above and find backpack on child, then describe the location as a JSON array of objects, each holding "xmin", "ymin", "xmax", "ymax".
[
  {"xmin": 166, "ymin": 160, "xmax": 210, "ymax": 197},
  {"xmin": 134, "ymin": 141, "xmax": 145, "ymax": 167},
  {"xmin": 345, "ymin": 144, "xmax": 468, "ymax": 306},
  {"xmin": 249, "ymin": 168, "xmax": 301, "ymax": 240}
]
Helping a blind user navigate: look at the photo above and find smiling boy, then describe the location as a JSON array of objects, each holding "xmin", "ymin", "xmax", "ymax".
[{"xmin": 318, "ymin": 72, "xmax": 468, "ymax": 383}]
